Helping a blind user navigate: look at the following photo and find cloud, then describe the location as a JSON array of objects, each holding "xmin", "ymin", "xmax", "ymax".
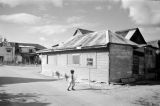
[
  {"xmin": 117, "ymin": 0, "xmax": 160, "ymax": 26},
  {"xmin": 30, "ymin": 22, "xmax": 96, "ymax": 36},
  {"xmin": 66, "ymin": 16, "xmax": 83, "ymax": 23},
  {"xmin": 95, "ymin": 6, "xmax": 103, "ymax": 10},
  {"xmin": 0, "ymin": 13, "xmax": 42, "ymax": 24},
  {"xmin": 95, "ymin": 5, "xmax": 111, "ymax": 10},
  {"xmin": 139, "ymin": 27, "xmax": 160, "ymax": 41},
  {"xmin": 66, "ymin": 16, "xmax": 97, "ymax": 28},
  {"xmin": 30, "ymin": 25, "xmax": 69, "ymax": 35},
  {"xmin": 107, "ymin": 5, "xmax": 112, "ymax": 10},
  {"xmin": 39, "ymin": 37, "xmax": 47, "ymax": 41},
  {"xmin": 0, "ymin": 0, "xmax": 63, "ymax": 7}
]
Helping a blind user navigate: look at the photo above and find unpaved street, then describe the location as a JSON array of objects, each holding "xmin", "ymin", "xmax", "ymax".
[{"xmin": 0, "ymin": 65, "xmax": 160, "ymax": 106}]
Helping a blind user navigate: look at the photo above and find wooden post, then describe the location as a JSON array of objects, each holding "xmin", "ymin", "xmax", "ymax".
[
  {"xmin": 89, "ymin": 67, "xmax": 91, "ymax": 87},
  {"xmin": 87, "ymin": 58, "xmax": 93, "ymax": 88}
]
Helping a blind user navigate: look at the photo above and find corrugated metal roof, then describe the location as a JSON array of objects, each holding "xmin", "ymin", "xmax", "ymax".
[
  {"xmin": 125, "ymin": 30, "xmax": 136, "ymax": 39},
  {"xmin": 36, "ymin": 49, "xmax": 53, "ymax": 53},
  {"xmin": 56, "ymin": 30, "xmax": 137, "ymax": 50},
  {"xmin": 115, "ymin": 28, "xmax": 137, "ymax": 38},
  {"xmin": 10, "ymin": 42, "xmax": 46, "ymax": 50},
  {"xmin": 19, "ymin": 45, "xmax": 35, "ymax": 48},
  {"xmin": 115, "ymin": 28, "xmax": 147, "ymax": 45},
  {"xmin": 147, "ymin": 40, "xmax": 160, "ymax": 48},
  {"xmin": 73, "ymin": 28, "xmax": 94, "ymax": 36}
]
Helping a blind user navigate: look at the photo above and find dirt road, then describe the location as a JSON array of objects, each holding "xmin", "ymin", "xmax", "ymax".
[{"xmin": 0, "ymin": 65, "xmax": 160, "ymax": 106}]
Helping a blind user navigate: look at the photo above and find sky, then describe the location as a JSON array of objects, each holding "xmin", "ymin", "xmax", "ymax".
[{"xmin": 0, "ymin": 0, "xmax": 160, "ymax": 48}]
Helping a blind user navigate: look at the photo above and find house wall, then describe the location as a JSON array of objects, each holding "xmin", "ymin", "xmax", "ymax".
[
  {"xmin": 131, "ymin": 47, "xmax": 157, "ymax": 80},
  {"xmin": 15, "ymin": 55, "xmax": 22, "ymax": 63},
  {"xmin": 145, "ymin": 47, "xmax": 156, "ymax": 70},
  {"xmin": 144, "ymin": 47, "xmax": 157, "ymax": 79},
  {"xmin": 139, "ymin": 56, "xmax": 145, "ymax": 75},
  {"xmin": 40, "ymin": 49, "xmax": 109, "ymax": 83},
  {"xmin": 0, "ymin": 46, "xmax": 15, "ymax": 62},
  {"xmin": 21, "ymin": 47, "xmax": 35, "ymax": 53},
  {"xmin": 109, "ymin": 44, "xmax": 133, "ymax": 82},
  {"xmin": 132, "ymin": 49, "xmax": 145, "ymax": 79}
]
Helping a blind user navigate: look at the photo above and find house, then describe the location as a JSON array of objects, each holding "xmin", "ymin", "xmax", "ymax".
[
  {"xmin": 0, "ymin": 38, "xmax": 15, "ymax": 64},
  {"xmin": 0, "ymin": 36, "xmax": 46, "ymax": 64},
  {"xmin": 147, "ymin": 40, "xmax": 160, "ymax": 79},
  {"xmin": 132, "ymin": 45, "xmax": 157, "ymax": 80},
  {"xmin": 11, "ymin": 42, "xmax": 46, "ymax": 64},
  {"xmin": 116, "ymin": 28, "xmax": 146, "ymax": 44},
  {"xmin": 38, "ymin": 27, "xmax": 159, "ymax": 84},
  {"xmin": 116, "ymin": 28, "xmax": 158, "ymax": 80},
  {"xmin": 38, "ymin": 29, "xmax": 139, "ymax": 84}
]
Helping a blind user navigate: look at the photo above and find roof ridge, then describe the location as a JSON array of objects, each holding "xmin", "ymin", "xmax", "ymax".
[
  {"xmin": 116, "ymin": 27, "xmax": 138, "ymax": 33},
  {"xmin": 108, "ymin": 30, "xmax": 137, "ymax": 45}
]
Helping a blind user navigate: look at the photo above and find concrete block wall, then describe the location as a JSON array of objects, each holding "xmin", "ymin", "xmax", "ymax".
[{"xmin": 109, "ymin": 44, "xmax": 133, "ymax": 82}]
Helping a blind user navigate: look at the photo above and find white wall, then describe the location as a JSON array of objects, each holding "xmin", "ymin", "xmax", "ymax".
[
  {"xmin": 21, "ymin": 47, "xmax": 35, "ymax": 53},
  {"xmin": 0, "ymin": 46, "xmax": 15, "ymax": 62},
  {"xmin": 41, "ymin": 51, "xmax": 109, "ymax": 83}
]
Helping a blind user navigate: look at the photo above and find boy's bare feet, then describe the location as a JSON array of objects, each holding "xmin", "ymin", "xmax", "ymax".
[
  {"xmin": 72, "ymin": 88, "xmax": 75, "ymax": 90},
  {"xmin": 67, "ymin": 89, "xmax": 70, "ymax": 91}
]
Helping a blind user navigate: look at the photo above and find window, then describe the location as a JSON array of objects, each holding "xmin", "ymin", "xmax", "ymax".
[
  {"xmin": 6, "ymin": 48, "xmax": 11, "ymax": 52},
  {"xmin": 72, "ymin": 54, "xmax": 80, "ymax": 64},
  {"xmin": 87, "ymin": 58, "xmax": 93, "ymax": 66},
  {"xmin": 29, "ymin": 49, "xmax": 33, "ymax": 53}
]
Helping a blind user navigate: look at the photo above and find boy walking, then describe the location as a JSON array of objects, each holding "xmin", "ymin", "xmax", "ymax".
[{"xmin": 67, "ymin": 70, "xmax": 75, "ymax": 91}]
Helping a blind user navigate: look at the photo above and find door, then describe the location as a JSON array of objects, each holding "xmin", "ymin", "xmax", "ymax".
[{"xmin": 0, "ymin": 56, "xmax": 4, "ymax": 64}]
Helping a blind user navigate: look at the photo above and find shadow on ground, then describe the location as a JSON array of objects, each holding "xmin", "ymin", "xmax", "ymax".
[
  {"xmin": 0, "ymin": 92, "xmax": 50, "ymax": 106},
  {"xmin": 128, "ymin": 80, "xmax": 160, "ymax": 86},
  {"xmin": 133, "ymin": 92, "xmax": 160, "ymax": 106},
  {"xmin": 76, "ymin": 88, "xmax": 109, "ymax": 91},
  {"xmin": 0, "ymin": 77, "xmax": 58, "ymax": 87}
]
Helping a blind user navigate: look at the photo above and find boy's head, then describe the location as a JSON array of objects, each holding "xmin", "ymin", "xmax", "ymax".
[{"xmin": 70, "ymin": 70, "xmax": 74, "ymax": 74}]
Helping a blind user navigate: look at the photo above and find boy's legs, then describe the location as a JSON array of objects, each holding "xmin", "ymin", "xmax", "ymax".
[
  {"xmin": 71, "ymin": 81, "xmax": 75, "ymax": 90},
  {"xmin": 67, "ymin": 82, "xmax": 72, "ymax": 91}
]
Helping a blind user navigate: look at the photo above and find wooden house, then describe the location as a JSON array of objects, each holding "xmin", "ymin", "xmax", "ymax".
[
  {"xmin": 13, "ymin": 42, "xmax": 46, "ymax": 64},
  {"xmin": 117, "ymin": 28, "xmax": 157, "ymax": 80},
  {"xmin": 133, "ymin": 45, "xmax": 157, "ymax": 80},
  {"xmin": 147, "ymin": 40, "xmax": 160, "ymax": 79},
  {"xmin": 38, "ymin": 29, "xmax": 138, "ymax": 84}
]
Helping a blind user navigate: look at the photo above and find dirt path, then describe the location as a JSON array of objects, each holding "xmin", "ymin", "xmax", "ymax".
[{"xmin": 0, "ymin": 65, "xmax": 160, "ymax": 106}]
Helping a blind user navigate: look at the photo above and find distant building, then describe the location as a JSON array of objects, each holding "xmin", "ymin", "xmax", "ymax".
[
  {"xmin": 10, "ymin": 42, "xmax": 46, "ymax": 64},
  {"xmin": 0, "ymin": 38, "xmax": 15, "ymax": 64},
  {"xmin": 0, "ymin": 36, "xmax": 46, "ymax": 64}
]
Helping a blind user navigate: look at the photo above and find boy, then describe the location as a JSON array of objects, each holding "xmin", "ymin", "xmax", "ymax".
[{"xmin": 67, "ymin": 70, "xmax": 75, "ymax": 91}]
